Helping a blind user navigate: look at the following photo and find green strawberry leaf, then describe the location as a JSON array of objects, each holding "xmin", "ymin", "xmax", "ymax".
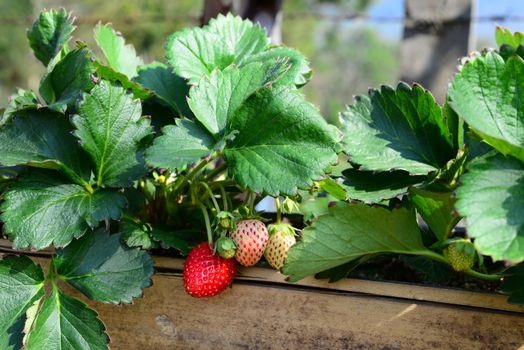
[
  {"xmin": 319, "ymin": 178, "xmax": 347, "ymax": 201},
  {"xmin": 242, "ymin": 47, "xmax": 312, "ymax": 87},
  {"xmin": 0, "ymin": 172, "xmax": 126, "ymax": 250},
  {"xmin": 73, "ymin": 81, "xmax": 152, "ymax": 187},
  {"xmin": 27, "ymin": 9, "xmax": 75, "ymax": 66},
  {"xmin": 0, "ymin": 110, "xmax": 92, "ymax": 185},
  {"xmin": 224, "ymin": 86, "xmax": 338, "ymax": 195},
  {"xmin": 1, "ymin": 89, "xmax": 41, "ymax": 125},
  {"xmin": 283, "ymin": 202, "xmax": 433, "ymax": 282},
  {"xmin": 207, "ymin": 13, "xmax": 269, "ymax": 65},
  {"xmin": 165, "ymin": 27, "xmax": 234, "ymax": 84},
  {"xmin": 39, "ymin": 47, "xmax": 95, "ymax": 112},
  {"xmin": 146, "ymin": 119, "xmax": 215, "ymax": 169},
  {"xmin": 121, "ymin": 219, "xmax": 159, "ymax": 249},
  {"xmin": 54, "ymin": 229, "xmax": 154, "ymax": 304},
  {"xmin": 341, "ymin": 168, "xmax": 426, "ymax": 203},
  {"xmin": 134, "ymin": 62, "xmax": 192, "ymax": 117},
  {"xmin": 499, "ymin": 263, "xmax": 524, "ymax": 307},
  {"xmin": 400, "ymin": 255, "xmax": 455, "ymax": 284},
  {"xmin": 495, "ymin": 26, "xmax": 524, "ymax": 49},
  {"xmin": 410, "ymin": 188, "xmax": 460, "ymax": 241},
  {"xmin": 448, "ymin": 51, "xmax": 524, "ymax": 162},
  {"xmin": 188, "ymin": 62, "xmax": 288, "ymax": 137},
  {"xmin": 0, "ymin": 256, "xmax": 45, "ymax": 350},
  {"xmin": 340, "ymin": 83, "xmax": 456, "ymax": 175},
  {"xmin": 24, "ymin": 289, "xmax": 109, "ymax": 350},
  {"xmin": 93, "ymin": 62, "xmax": 153, "ymax": 100},
  {"xmin": 94, "ymin": 23, "xmax": 143, "ymax": 79},
  {"xmin": 455, "ymin": 154, "xmax": 524, "ymax": 262},
  {"xmin": 150, "ymin": 228, "xmax": 195, "ymax": 254}
]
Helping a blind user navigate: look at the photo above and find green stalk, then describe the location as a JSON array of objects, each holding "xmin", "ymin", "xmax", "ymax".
[
  {"xmin": 199, "ymin": 182, "xmax": 221, "ymax": 213},
  {"xmin": 219, "ymin": 185, "xmax": 228, "ymax": 211},
  {"xmin": 204, "ymin": 162, "xmax": 227, "ymax": 181},
  {"xmin": 198, "ymin": 203, "xmax": 214, "ymax": 246},
  {"xmin": 275, "ymin": 197, "xmax": 281, "ymax": 224}
]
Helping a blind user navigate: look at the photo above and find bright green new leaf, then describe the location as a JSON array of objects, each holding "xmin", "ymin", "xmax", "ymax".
[
  {"xmin": 188, "ymin": 62, "xmax": 287, "ymax": 136},
  {"xmin": 73, "ymin": 81, "xmax": 152, "ymax": 187},
  {"xmin": 410, "ymin": 187, "xmax": 460, "ymax": 241},
  {"xmin": 94, "ymin": 62, "xmax": 153, "ymax": 100},
  {"xmin": 27, "ymin": 9, "xmax": 75, "ymax": 66},
  {"xmin": 55, "ymin": 229, "xmax": 154, "ymax": 304},
  {"xmin": 495, "ymin": 26, "xmax": 524, "ymax": 49},
  {"xmin": 121, "ymin": 219, "xmax": 158, "ymax": 249},
  {"xmin": 24, "ymin": 289, "xmax": 109, "ymax": 350},
  {"xmin": 0, "ymin": 256, "xmax": 45, "ymax": 350},
  {"xmin": 283, "ymin": 202, "xmax": 432, "ymax": 282},
  {"xmin": 165, "ymin": 27, "xmax": 234, "ymax": 84},
  {"xmin": 134, "ymin": 62, "xmax": 192, "ymax": 117},
  {"xmin": 341, "ymin": 168, "xmax": 426, "ymax": 203},
  {"xmin": 500, "ymin": 263, "xmax": 524, "ymax": 307},
  {"xmin": 0, "ymin": 172, "xmax": 126, "ymax": 249},
  {"xmin": 207, "ymin": 13, "xmax": 269, "ymax": 64},
  {"xmin": 146, "ymin": 119, "xmax": 215, "ymax": 169},
  {"xmin": 39, "ymin": 47, "xmax": 95, "ymax": 111},
  {"xmin": 449, "ymin": 52, "xmax": 524, "ymax": 162},
  {"xmin": 0, "ymin": 110, "xmax": 92, "ymax": 184},
  {"xmin": 94, "ymin": 23, "xmax": 143, "ymax": 79},
  {"xmin": 455, "ymin": 155, "xmax": 524, "ymax": 262},
  {"xmin": 224, "ymin": 86, "xmax": 338, "ymax": 195},
  {"xmin": 340, "ymin": 83, "xmax": 456, "ymax": 175}
]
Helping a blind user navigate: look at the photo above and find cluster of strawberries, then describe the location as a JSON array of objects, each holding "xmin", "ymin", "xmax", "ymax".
[{"xmin": 183, "ymin": 219, "xmax": 297, "ymax": 298}]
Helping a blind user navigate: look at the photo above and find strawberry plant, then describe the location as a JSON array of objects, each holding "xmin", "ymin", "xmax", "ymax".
[
  {"xmin": 0, "ymin": 9, "xmax": 336, "ymax": 349},
  {"xmin": 283, "ymin": 26, "xmax": 524, "ymax": 310}
]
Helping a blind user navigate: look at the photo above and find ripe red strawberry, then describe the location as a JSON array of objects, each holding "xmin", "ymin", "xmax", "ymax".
[
  {"xmin": 183, "ymin": 242, "xmax": 237, "ymax": 298},
  {"xmin": 229, "ymin": 219, "xmax": 268, "ymax": 266},
  {"xmin": 264, "ymin": 223, "xmax": 297, "ymax": 270}
]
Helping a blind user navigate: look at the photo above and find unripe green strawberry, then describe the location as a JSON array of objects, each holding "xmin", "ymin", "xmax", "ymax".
[
  {"xmin": 216, "ymin": 236, "xmax": 237, "ymax": 259},
  {"xmin": 230, "ymin": 219, "xmax": 268, "ymax": 266},
  {"xmin": 264, "ymin": 223, "xmax": 297, "ymax": 270},
  {"xmin": 444, "ymin": 241, "xmax": 476, "ymax": 272}
]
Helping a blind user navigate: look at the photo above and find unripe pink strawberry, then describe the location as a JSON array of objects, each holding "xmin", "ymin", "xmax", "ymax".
[
  {"xmin": 229, "ymin": 219, "xmax": 268, "ymax": 266},
  {"xmin": 264, "ymin": 223, "xmax": 297, "ymax": 270}
]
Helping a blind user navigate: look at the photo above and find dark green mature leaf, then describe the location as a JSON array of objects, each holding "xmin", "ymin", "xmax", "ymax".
[
  {"xmin": 0, "ymin": 110, "xmax": 92, "ymax": 184},
  {"xmin": 188, "ymin": 62, "xmax": 287, "ymax": 137},
  {"xmin": 134, "ymin": 62, "xmax": 192, "ymax": 117},
  {"xmin": 341, "ymin": 168, "xmax": 425, "ymax": 203},
  {"xmin": 55, "ymin": 229, "xmax": 154, "ymax": 304},
  {"xmin": 242, "ymin": 47, "xmax": 312, "ymax": 87},
  {"xmin": 73, "ymin": 81, "xmax": 152, "ymax": 187},
  {"xmin": 94, "ymin": 23, "xmax": 143, "ymax": 79},
  {"xmin": 448, "ymin": 51, "xmax": 524, "ymax": 162},
  {"xmin": 340, "ymin": 83, "xmax": 455, "ymax": 175},
  {"xmin": 165, "ymin": 27, "xmax": 234, "ymax": 84},
  {"xmin": 146, "ymin": 119, "xmax": 215, "ymax": 169},
  {"xmin": 207, "ymin": 13, "xmax": 269, "ymax": 65},
  {"xmin": 400, "ymin": 255, "xmax": 454, "ymax": 284},
  {"xmin": 410, "ymin": 188, "xmax": 460, "ymax": 241},
  {"xmin": 283, "ymin": 202, "xmax": 432, "ymax": 282},
  {"xmin": 121, "ymin": 219, "xmax": 158, "ymax": 249},
  {"xmin": 151, "ymin": 228, "xmax": 194, "ymax": 254},
  {"xmin": 455, "ymin": 155, "xmax": 524, "ymax": 262},
  {"xmin": 500, "ymin": 263, "xmax": 524, "ymax": 306},
  {"xmin": 224, "ymin": 86, "xmax": 338, "ymax": 195},
  {"xmin": 27, "ymin": 9, "xmax": 75, "ymax": 66},
  {"xmin": 495, "ymin": 26, "xmax": 524, "ymax": 49},
  {"xmin": 0, "ymin": 172, "xmax": 126, "ymax": 249},
  {"xmin": 39, "ymin": 47, "xmax": 95, "ymax": 112},
  {"xmin": 0, "ymin": 256, "xmax": 45, "ymax": 350},
  {"xmin": 24, "ymin": 289, "xmax": 109, "ymax": 350},
  {"xmin": 1, "ymin": 89, "xmax": 41, "ymax": 125}
]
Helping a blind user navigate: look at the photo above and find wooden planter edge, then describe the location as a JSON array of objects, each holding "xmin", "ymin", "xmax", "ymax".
[{"xmin": 1, "ymin": 239, "xmax": 522, "ymax": 314}]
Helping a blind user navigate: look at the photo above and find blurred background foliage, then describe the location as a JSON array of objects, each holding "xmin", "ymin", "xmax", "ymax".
[{"xmin": 0, "ymin": 0, "xmax": 522, "ymax": 124}]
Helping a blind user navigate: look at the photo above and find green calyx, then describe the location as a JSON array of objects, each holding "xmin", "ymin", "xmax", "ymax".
[
  {"xmin": 216, "ymin": 236, "xmax": 237, "ymax": 259},
  {"xmin": 268, "ymin": 223, "xmax": 298, "ymax": 237},
  {"xmin": 443, "ymin": 240, "xmax": 477, "ymax": 272},
  {"xmin": 216, "ymin": 211, "xmax": 236, "ymax": 230}
]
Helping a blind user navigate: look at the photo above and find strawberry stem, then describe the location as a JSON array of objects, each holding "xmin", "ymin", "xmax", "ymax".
[
  {"xmin": 219, "ymin": 185, "xmax": 228, "ymax": 211},
  {"xmin": 199, "ymin": 182, "xmax": 221, "ymax": 213},
  {"xmin": 198, "ymin": 203, "xmax": 214, "ymax": 247},
  {"xmin": 275, "ymin": 196, "xmax": 281, "ymax": 224}
]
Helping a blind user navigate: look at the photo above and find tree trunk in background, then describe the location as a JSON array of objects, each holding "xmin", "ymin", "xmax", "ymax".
[
  {"xmin": 401, "ymin": 0, "xmax": 475, "ymax": 102},
  {"xmin": 201, "ymin": 0, "xmax": 283, "ymax": 44}
]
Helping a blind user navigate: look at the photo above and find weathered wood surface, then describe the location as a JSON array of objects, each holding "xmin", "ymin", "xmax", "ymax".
[{"xmin": 1, "ymin": 241, "xmax": 524, "ymax": 349}]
